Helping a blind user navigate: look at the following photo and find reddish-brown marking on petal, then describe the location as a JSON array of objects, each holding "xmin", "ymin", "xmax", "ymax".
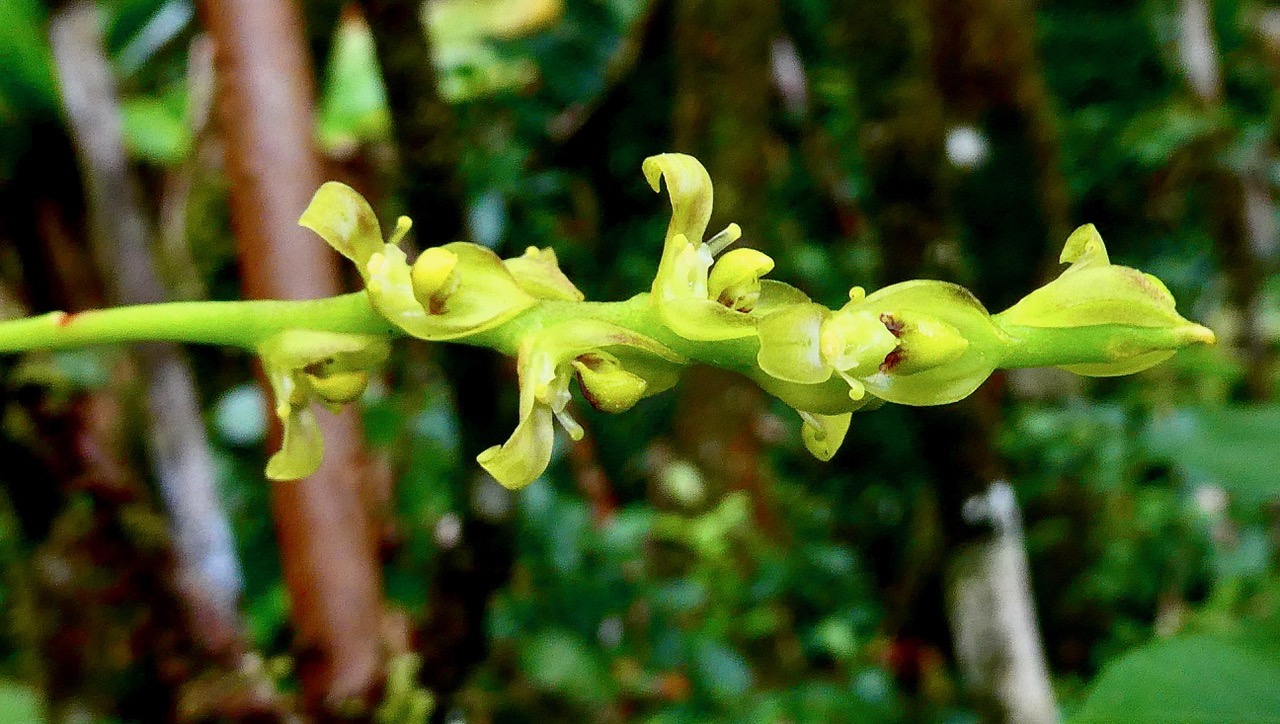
[
  {"xmin": 880, "ymin": 348, "xmax": 903, "ymax": 373},
  {"xmin": 880, "ymin": 313, "xmax": 904, "ymax": 337},
  {"xmin": 56, "ymin": 312, "xmax": 77, "ymax": 327},
  {"xmin": 574, "ymin": 354, "xmax": 606, "ymax": 411}
]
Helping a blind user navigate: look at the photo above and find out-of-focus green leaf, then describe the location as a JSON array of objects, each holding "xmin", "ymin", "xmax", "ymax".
[
  {"xmin": 519, "ymin": 628, "xmax": 613, "ymax": 705},
  {"xmin": 694, "ymin": 639, "xmax": 752, "ymax": 702},
  {"xmin": 435, "ymin": 43, "xmax": 538, "ymax": 102},
  {"xmin": 0, "ymin": 682, "xmax": 45, "ymax": 723},
  {"xmin": 1118, "ymin": 102, "xmax": 1226, "ymax": 169},
  {"xmin": 428, "ymin": 0, "xmax": 563, "ymax": 43},
  {"xmin": 120, "ymin": 93, "xmax": 190, "ymax": 164},
  {"xmin": 1145, "ymin": 405, "xmax": 1280, "ymax": 502},
  {"xmin": 316, "ymin": 15, "xmax": 390, "ymax": 155},
  {"xmin": 244, "ymin": 582, "xmax": 289, "ymax": 651},
  {"xmin": 0, "ymin": 0, "xmax": 57, "ymax": 113},
  {"xmin": 1072, "ymin": 633, "xmax": 1280, "ymax": 723},
  {"xmin": 425, "ymin": 0, "xmax": 559, "ymax": 102}
]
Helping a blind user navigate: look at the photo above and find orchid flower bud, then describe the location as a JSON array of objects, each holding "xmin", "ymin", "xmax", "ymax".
[{"xmin": 995, "ymin": 224, "xmax": 1215, "ymax": 375}]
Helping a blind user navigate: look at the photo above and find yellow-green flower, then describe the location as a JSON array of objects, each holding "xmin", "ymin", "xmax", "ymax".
[
  {"xmin": 644, "ymin": 153, "xmax": 784, "ymax": 341},
  {"xmin": 757, "ymin": 280, "xmax": 1007, "ymax": 408},
  {"xmin": 751, "ymin": 280, "xmax": 1005, "ymax": 460},
  {"xmin": 299, "ymin": 182, "xmax": 537, "ymax": 340},
  {"xmin": 477, "ymin": 320, "xmax": 685, "ymax": 489},
  {"xmin": 258, "ymin": 329, "xmax": 390, "ymax": 480},
  {"xmin": 856, "ymin": 280, "xmax": 1009, "ymax": 405}
]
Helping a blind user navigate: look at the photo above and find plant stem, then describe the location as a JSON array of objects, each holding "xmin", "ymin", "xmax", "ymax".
[
  {"xmin": 0, "ymin": 292, "xmax": 394, "ymax": 353},
  {"xmin": 997, "ymin": 322, "xmax": 1213, "ymax": 369},
  {"xmin": 0, "ymin": 291, "xmax": 1213, "ymax": 393}
]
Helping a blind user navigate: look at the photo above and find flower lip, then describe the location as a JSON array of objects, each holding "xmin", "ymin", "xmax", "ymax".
[{"xmin": 707, "ymin": 247, "xmax": 774, "ymax": 312}]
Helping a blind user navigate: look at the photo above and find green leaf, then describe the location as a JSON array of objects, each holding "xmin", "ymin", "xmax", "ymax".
[
  {"xmin": 1145, "ymin": 405, "xmax": 1280, "ymax": 502},
  {"xmin": 519, "ymin": 629, "xmax": 613, "ymax": 705},
  {"xmin": 0, "ymin": 0, "xmax": 57, "ymax": 114},
  {"xmin": 120, "ymin": 93, "xmax": 190, "ymax": 164},
  {"xmin": 694, "ymin": 639, "xmax": 753, "ymax": 702},
  {"xmin": 1072, "ymin": 633, "xmax": 1280, "ymax": 723},
  {"xmin": 0, "ymin": 681, "xmax": 45, "ymax": 722}
]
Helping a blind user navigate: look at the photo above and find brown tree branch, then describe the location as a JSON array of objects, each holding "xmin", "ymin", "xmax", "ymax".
[{"xmin": 200, "ymin": 0, "xmax": 385, "ymax": 712}]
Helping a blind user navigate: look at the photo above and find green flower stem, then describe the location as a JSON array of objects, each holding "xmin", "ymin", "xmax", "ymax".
[
  {"xmin": 0, "ymin": 292, "xmax": 395, "ymax": 353},
  {"xmin": 0, "ymin": 291, "xmax": 762, "ymax": 370},
  {"xmin": 466, "ymin": 294, "xmax": 761, "ymax": 370},
  {"xmin": 0, "ymin": 290, "xmax": 1205, "ymax": 387},
  {"xmin": 996, "ymin": 322, "xmax": 1212, "ymax": 369}
]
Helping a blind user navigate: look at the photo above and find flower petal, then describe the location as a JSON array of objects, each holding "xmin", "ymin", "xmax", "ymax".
[
  {"xmin": 752, "ymin": 371, "xmax": 872, "ymax": 416},
  {"xmin": 262, "ymin": 329, "xmax": 389, "ymax": 372},
  {"xmin": 265, "ymin": 405, "xmax": 324, "ymax": 481},
  {"xmin": 298, "ymin": 181, "xmax": 384, "ymax": 267},
  {"xmin": 707, "ymin": 248, "xmax": 774, "ymax": 312},
  {"xmin": 857, "ymin": 280, "xmax": 1007, "ymax": 406},
  {"xmin": 649, "ymin": 234, "xmax": 760, "ymax": 341},
  {"xmin": 476, "ymin": 404, "xmax": 555, "ymax": 490},
  {"xmin": 751, "ymin": 279, "xmax": 812, "ymax": 316},
  {"xmin": 504, "ymin": 246, "xmax": 585, "ymax": 302},
  {"xmin": 818, "ymin": 308, "xmax": 899, "ymax": 374},
  {"xmin": 757, "ymin": 303, "xmax": 831, "ymax": 384},
  {"xmin": 643, "ymin": 153, "xmax": 714, "ymax": 250}
]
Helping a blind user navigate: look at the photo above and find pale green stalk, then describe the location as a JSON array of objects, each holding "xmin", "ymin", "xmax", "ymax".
[
  {"xmin": 0, "ymin": 293, "xmax": 394, "ymax": 353},
  {"xmin": 0, "ymin": 291, "xmax": 1205, "ymax": 375}
]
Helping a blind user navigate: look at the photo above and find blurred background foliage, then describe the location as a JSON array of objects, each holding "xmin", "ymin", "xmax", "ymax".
[{"xmin": 0, "ymin": 0, "xmax": 1279, "ymax": 721}]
